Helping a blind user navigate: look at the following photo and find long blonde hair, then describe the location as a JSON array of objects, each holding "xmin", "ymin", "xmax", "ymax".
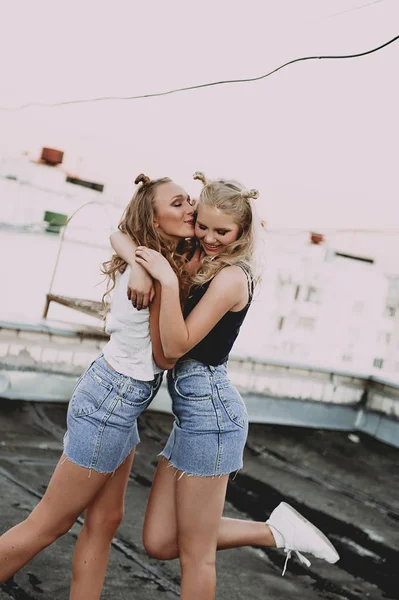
[
  {"xmin": 102, "ymin": 174, "xmax": 192, "ymax": 304},
  {"xmin": 191, "ymin": 172, "xmax": 259, "ymax": 287}
]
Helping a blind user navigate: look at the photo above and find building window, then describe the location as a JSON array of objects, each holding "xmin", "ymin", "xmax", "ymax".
[
  {"xmin": 277, "ymin": 316, "xmax": 285, "ymax": 331},
  {"xmin": 377, "ymin": 332, "xmax": 391, "ymax": 345},
  {"xmin": 384, "ymin": 306, "xmax": 396, "ymax": 318},
  {"xmin": 373, "ymin": 358, "xmax": 384, "ymax": 369},
  {"xmin": 282, "ymin": 341, "xmax": 297, "ymax": 353},
  {"xmin": 294, "ymin": 285, "xmax": 301, "ymax": 301},
  {"xmin": 296, "ymin": 317, "xmax": 315, "ymax": 331},
  {"xmin": 342, "ymin": 354, "xmax": 353, "ymax": 363},
  {"xmin": 305, "ymin": 286, "xmax": 321, "ymax": 303}
]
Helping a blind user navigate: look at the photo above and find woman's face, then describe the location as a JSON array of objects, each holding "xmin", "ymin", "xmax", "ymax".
[
  {"xmin": 154, "ymin": 182, "xmax": 195, "ymax": 240},
  {"xmin": 195, "ymin": 204, "xmax": 240, "ymax": 256}
]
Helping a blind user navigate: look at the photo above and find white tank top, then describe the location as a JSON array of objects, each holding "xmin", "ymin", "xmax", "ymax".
[{"xmin": 102, "ymin": 267, "xmax": 162, "ymax": 381}]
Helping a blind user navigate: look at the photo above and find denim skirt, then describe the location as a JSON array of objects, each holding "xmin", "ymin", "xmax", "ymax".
[
  {"xmin": 162, "ymin": 359, "xmax": 249, "ymax": 476},
  {"xmin": 63, "ymin": 355, "xmax": 163, "ymax": 473}
]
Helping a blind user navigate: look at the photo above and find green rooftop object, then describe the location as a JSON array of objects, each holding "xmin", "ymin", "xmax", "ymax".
[{"xmin": 43, "ymin": 210, "xmax": 68, "ymax": 234}]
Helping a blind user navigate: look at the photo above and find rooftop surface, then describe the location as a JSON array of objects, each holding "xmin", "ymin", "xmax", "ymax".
[{"xmin": 0, "ymin": 400, "xmax": 398, "ymax": 600}]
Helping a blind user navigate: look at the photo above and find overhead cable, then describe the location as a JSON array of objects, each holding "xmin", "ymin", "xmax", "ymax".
[{"xmin": 0, "ymin": 34, "xmax": 397, "ymax": 111}]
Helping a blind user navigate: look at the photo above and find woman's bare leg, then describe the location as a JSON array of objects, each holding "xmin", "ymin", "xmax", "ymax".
[
  {"xmin": 0, "ymin": 454, "xmax": 114, "ymax": 582},
  {"xmin": 143, "ymin": 457, "xmax": 178, "ymax": 559},
  {"xmin": 144, "ymin": 460, "xmax": 339, "ymax": 586},
  {"xmin": 143, "ymin": 458, "xmax": 275, "ymax": 561},
  {"xmin": 70, "ymin": 449, "xmax": 135, "ymax": 600},
  {"xmin": 176, "ymin": 473, "xmax": 229, "ymax": 600}
]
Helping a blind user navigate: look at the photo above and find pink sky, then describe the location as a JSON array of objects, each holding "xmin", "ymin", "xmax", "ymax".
[{"xmin": 0, "ymin": 0, "xmax": 398, "ymax": 231}]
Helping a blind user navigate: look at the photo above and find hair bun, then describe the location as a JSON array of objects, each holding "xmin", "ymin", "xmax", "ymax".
[
  {"xmin": 135, "ymin": 173, "xmax": 151, "ymax": 186},
  {"xmin": 193, "ymin": 171, "xmax": 208, "ymax": 185},
  {"xmin": 240, "ymin": 189, "xmax": 259, "ymax": 200}
]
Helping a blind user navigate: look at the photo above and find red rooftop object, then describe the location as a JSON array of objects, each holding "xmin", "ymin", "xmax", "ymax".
[
  {"xmin": 310, "ymin": 232, "xmax": 324, "ymax": 245},
  {"xmin": 41, "ymin": 147, "xmax": 64, "ymax": 165}
]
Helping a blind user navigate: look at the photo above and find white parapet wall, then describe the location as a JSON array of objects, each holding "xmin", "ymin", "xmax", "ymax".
[{"xmin": 0, "ymin": 319, "xmax": 398, "ymax": 448}]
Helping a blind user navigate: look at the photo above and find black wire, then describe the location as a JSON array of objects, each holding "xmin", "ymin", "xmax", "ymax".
[{"xmin": 1, "ymin": 34, "xmax": 398, "ymax": 111}]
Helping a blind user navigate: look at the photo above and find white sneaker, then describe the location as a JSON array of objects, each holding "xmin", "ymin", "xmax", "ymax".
[{"xmin": 266, "ymin": 502, "xmax": 340, "ymax": 576}]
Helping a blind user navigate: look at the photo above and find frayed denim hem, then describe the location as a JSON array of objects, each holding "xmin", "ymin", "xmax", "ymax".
[
  {"xmin": 158, "ymin": 452, "xmax": 241, "ymax": 480},
  {"xmin": 61, "ymin": 446, "xmax": 135, "ymax": 478}
]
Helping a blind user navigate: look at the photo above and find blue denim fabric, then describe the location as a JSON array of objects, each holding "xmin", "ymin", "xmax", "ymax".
[
  {"xmin": 63, "ymin": 355, "xmax": 163, "ymax": 473},
  {"xmin": 162, "ymin": 359, "xmax": 249, "ymax": 476}
]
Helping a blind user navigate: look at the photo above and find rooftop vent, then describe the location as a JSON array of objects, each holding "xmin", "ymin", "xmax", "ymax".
[
  {"xmin": 334, "ymin": 252, "xmax": 374, "ymax": 264},
  {"xmin": 66, "ymin": 176, "xmax": 104, "ymax": 193},
  {"xmin": 310, "ymin": 232, "xmax": 324, "ymax": 245},
  {"xmin": 41, "ymin": 147, "xmax": 64, "ymax": 166}
]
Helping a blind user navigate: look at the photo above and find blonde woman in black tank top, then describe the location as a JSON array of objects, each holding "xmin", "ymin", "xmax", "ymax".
[{"xmin": 131, "ymin": 174, "xmax": 339, "ymax": 599}]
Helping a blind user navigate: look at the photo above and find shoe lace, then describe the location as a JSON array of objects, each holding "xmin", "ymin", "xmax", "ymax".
[{"xmin": 282, "ymin": 549, "xmax": 311, "ymax": 576}]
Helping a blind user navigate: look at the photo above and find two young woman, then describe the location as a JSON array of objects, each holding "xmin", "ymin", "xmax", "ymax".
[
  {"xmin": 112, "ymin": 172, "xmax": 339, "ymax": 600},
  {"xmin": 0, "ymin": 173, "xmax": 339, "ymax": 600}
]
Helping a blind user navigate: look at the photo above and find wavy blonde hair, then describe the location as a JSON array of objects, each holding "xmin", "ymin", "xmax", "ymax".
[
  {"xmin": 191, "ymin": 171, "xmax": 259, "ymax": 287},
  {"xmin": 102, "ymin": 174, "xmax": 193, "ymax": 306}
]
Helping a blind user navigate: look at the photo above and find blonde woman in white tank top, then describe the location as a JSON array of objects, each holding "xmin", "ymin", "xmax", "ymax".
[{"xmin": 0, "ymin": 175, "xmax": 195, "ymax": 600}]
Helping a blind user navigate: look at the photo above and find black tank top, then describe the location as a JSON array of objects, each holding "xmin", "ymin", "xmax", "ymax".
[{"xmin": 182, "ymin": 264, "xmax": 253, "ymax": 366}]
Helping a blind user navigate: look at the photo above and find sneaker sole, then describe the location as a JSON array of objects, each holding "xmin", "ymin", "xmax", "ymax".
[{"xmin": 280, "ymin": 502, "xmax": 340, "ymax": 563}]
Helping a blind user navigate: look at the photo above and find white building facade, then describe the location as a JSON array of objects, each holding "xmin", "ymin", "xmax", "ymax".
[{"xmin": 236, "ymin": 237, "xmax": 399, "ymax": 377}]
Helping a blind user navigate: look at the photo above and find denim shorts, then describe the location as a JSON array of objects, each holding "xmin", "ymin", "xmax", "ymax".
[
  {"xmin": 162, "ymin": 359, "xmax": 249, "ymax": 476},
  {"xmin": 63, "ymin": 355, "xmax": 163, "ymax": 473}
]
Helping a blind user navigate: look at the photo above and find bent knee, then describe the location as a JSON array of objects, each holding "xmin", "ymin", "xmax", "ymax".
[
  {"xmin": 85, "ymin": 508, "xmax": 124, "ymax": 537},
  {"xmin": 143, "ymin": 532, "xmax": 175, "ymax": 560}
]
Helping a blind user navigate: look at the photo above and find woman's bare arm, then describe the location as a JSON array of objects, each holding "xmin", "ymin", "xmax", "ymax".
[
  {"xmin": 149, "ymin": 282, "xmax": 176, "ymax": 370},
  {"xmin": 110, "ymin": 231, "xmax": 154, "ymax": 310},
  {"xmin": 157, "ymin": 267, "xmax": 246, "ymax": 359},
  {"xmin": 134, "ymin": 247, "xmax": 247, "ymax": 360}
]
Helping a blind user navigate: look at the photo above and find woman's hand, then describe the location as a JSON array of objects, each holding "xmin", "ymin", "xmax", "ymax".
[
  {"xmin": 135, "ymin": 247, "xmax": 177, "ymax": 287},
  {"xmin": 127, "ymin": 266, "xmax": 155, "ymax": 311}
]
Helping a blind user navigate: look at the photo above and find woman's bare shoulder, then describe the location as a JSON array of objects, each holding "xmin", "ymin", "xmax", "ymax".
[{"xmin": 211, "ymin": 264, "xmax": 248, "ymax": 291}]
